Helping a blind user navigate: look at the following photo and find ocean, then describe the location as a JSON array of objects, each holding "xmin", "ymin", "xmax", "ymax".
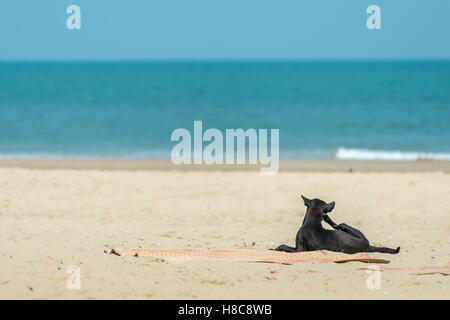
[{"xmin": 0, "ymin": 61, "xmax": 449, "ymax": 160}]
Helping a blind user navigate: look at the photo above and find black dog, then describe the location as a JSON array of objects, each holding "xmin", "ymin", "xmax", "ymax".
[{"xmin": 274, "ymin": 196, "xmax": 400, "ymax": 254}]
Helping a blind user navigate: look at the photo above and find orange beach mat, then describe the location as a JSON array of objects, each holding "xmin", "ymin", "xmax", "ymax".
[
  {"xmin": 110, "ymin": 248, "xmax": 390, "ymax": 265},
  {"xmin": 378, "ymin": 261, "xmax": 450, "ymax": 276}
]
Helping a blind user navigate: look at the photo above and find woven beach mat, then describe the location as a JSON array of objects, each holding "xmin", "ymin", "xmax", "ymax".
[
  {"xmin": 110, "ymin": 248, "xmax": 390, "ymax": 265},
  {"xmin": 378, "ymin": 261, "xmax": 450, "ymax": 276}
]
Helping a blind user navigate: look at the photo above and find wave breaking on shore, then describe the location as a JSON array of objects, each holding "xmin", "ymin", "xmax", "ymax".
[{"xmin": 335, "ymin": 147, "xmax": 450, "ymax": 161}]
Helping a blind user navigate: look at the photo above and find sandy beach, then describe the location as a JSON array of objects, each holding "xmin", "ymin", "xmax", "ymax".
[{"xmin": 0, "ymin": 160, "xmax": 449, "ymax": 299}]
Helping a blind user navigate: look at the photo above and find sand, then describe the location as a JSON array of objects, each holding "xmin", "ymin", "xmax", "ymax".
[{"xmin": 0, "ymin": 160, "xmax": 449, "ymax": 299}]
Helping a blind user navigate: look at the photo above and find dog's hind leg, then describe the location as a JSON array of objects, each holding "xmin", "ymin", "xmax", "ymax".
[
  {"xmin": 273, "ymin": 245, "xmax": 297, "ymax": 252},
  {"xmin": 368, "ymin": 246, "xmax": 400, "ymax": 254},
  {"xmin": 323, "ymin": 215, "xmax": 338, "ymax": 228},
  {"xmin": 336, "ymin": 223, "xmax": 369, "ymax": 242}
]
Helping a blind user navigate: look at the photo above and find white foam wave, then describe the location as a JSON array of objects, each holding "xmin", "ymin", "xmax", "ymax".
[{"xmin": 335, "ymin": 147, "xmax": 450, "ymax": 161}]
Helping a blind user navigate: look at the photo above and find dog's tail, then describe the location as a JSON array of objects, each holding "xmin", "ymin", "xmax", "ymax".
[{"xmin": 368, "ymin": 246, "xmax": 400, "ymax": 254}]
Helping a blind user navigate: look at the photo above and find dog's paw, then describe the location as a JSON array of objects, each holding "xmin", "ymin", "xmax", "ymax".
[{"xmin": 395, "ymin": 247, "xmax": 400, "ymax": 254}]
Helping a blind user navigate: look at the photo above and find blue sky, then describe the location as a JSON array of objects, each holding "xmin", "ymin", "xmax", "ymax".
[{"xmin": 1, "ymin": 0, "xmax": 449, "ymax": 60}]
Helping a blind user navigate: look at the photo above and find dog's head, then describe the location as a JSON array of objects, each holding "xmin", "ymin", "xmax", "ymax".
[{"xmin": 301, "ymin": 195, "xmax": 335, "ymax": 215}]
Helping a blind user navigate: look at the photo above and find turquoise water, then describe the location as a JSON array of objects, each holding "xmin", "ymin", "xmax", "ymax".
[{"xmin": 0, "ymin": 61, "xmax": 449, "ymax": 160}]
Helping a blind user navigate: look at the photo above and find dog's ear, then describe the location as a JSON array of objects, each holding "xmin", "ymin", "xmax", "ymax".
[
  {"xmin": 324, "ymin": 201, "xmax": 335, "ymax": 213},
  {"xmin": 301, "ymin": 195, "xmax": 312, "ymax": 207}
]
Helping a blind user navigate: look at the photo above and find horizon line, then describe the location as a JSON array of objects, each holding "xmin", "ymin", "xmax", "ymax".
[{"xmin": 1, "ymin": 57, "xmax": 450, "ymax": 63}]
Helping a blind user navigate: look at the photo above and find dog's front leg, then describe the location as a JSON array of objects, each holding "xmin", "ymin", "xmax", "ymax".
[{"xmin": 273, "ymin": 244, "xmax": 297, "ymax": 252}]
